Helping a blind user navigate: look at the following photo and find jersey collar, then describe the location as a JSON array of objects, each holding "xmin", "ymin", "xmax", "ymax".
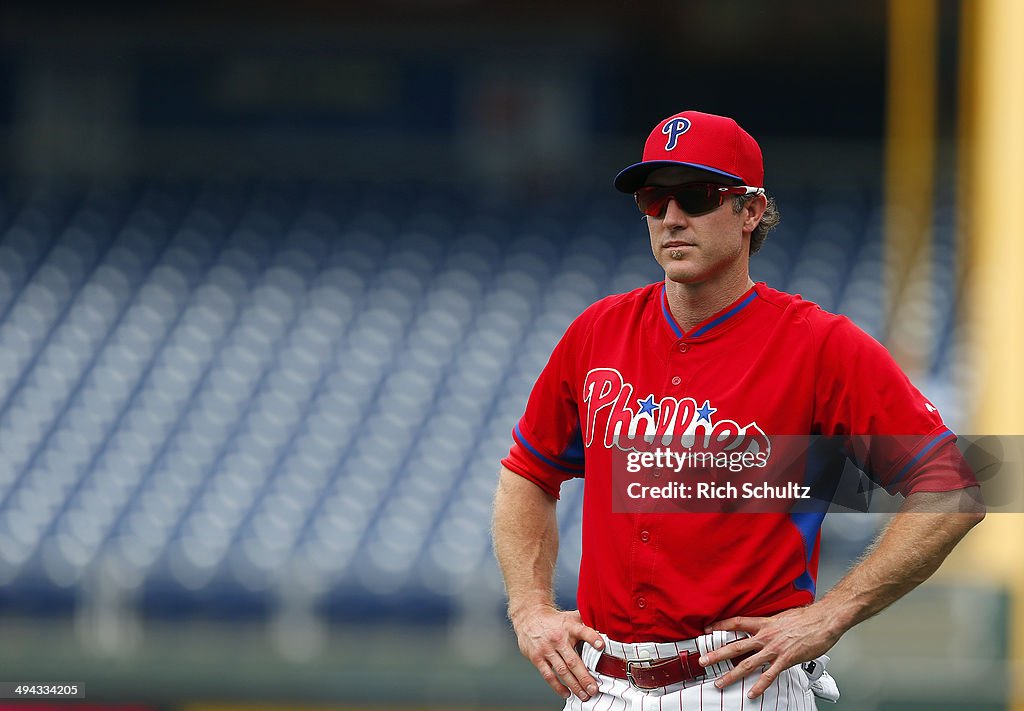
[{"xmin": 660, "ymin": 281, "xmax": 760, "ymax": 340}]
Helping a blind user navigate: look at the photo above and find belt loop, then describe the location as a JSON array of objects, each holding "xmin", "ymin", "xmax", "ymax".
[{"xmin": 679, "ymin": 650, "xmax": 701, "ymax": 680}]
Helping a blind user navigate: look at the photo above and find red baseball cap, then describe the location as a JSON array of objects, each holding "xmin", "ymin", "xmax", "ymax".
[{"xmin": 613, "ymin": 110, "xmax": 764, "ymax": 192}]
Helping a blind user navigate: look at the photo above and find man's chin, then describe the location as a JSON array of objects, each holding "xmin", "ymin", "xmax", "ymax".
[{"xmin": 662, "ymin": 263, "xmax": 702, "ymax": 284}]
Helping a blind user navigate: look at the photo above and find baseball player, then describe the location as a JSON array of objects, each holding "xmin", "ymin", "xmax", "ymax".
[{"xmin": 492, "ymin": 110, "xmax": 984, "ymax": 709}]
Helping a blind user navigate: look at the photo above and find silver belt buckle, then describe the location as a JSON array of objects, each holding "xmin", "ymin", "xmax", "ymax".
[{"xmin": 625, "ymin": 659, "xmax": 646, "ymax": 690}]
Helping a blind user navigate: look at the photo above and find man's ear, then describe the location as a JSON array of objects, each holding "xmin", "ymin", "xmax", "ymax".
[{"xmin": 743, "ymin": 194, "xmax": 767, "ymax": 232}]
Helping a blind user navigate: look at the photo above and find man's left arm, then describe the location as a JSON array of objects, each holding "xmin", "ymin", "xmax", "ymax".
[{"xmin": 701, "ymin": 486, "xmax": 985, "ymax": 699}]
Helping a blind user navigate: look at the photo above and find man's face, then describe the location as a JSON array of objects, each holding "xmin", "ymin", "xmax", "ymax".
[{"xmin": 642, "ymin": 167, "xmax": 753, "ymax": 286}]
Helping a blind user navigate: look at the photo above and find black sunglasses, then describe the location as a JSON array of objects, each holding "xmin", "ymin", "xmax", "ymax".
[{"xmin": 635, "ymin": 183, "xmax": 765, "ymax": 218}]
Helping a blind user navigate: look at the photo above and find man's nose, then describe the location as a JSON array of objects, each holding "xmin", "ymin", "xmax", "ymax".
[{"xmin": 662, "ymin": 197, "xmax": 689, "ymax": 225}]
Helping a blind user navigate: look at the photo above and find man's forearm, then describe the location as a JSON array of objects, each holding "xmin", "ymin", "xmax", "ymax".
[
  {"xmin": 818, "ymin": 487, "xmax": 985, "ymax": 633},
  {"xmin": 492, "ymin": 466, "xmax": 561, "ymax": 619},
  {"xmin": 703, "ymin": 487, "xmax": 984, "ymax": 697},
  {"xmin": 492, "ymin": 468, "xmax": 604, "ymax": 702}
]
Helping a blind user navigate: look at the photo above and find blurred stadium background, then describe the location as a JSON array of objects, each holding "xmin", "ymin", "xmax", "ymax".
[{"xmin": 0, "ymin": 1, "xmax": 1019, "ymax": 709}]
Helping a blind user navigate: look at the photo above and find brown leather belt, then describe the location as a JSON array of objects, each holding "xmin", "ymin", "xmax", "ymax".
[{"xmin": 592, "ymin": 649, "xmax": 754, "ymax": 690}]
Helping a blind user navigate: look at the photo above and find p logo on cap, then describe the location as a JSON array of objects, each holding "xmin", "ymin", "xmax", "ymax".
[{"xmin": 661, "ymin": 117, "xmax": 692, "ymax": 151}]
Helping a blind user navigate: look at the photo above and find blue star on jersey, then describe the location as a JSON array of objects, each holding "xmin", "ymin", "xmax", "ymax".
[
  {"xmin": 696, "ymin": 399, "xmax": 717, "ymax": 423},
  {"xmin": 637, "ymin": 395, "xmax": 659, "ymax": 417}
]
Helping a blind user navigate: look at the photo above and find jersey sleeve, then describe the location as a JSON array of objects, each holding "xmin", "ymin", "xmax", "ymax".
[
  {"xmin": 501, "ymin": 316, "xmax": 587, "ymax": 499},
  {"xmin": 811, "ymin": 313, "xmax": 977, "ymax": 496}
]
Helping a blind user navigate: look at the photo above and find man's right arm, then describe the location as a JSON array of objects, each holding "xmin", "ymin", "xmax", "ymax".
[{"xmin": 492, "ymin": 465, "xmax": 604, "ymax": 702}]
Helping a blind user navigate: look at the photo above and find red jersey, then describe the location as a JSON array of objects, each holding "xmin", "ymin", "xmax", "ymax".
[{"xmin": 501, "ymin": 281, "xmax": 976, "ymax": 642}]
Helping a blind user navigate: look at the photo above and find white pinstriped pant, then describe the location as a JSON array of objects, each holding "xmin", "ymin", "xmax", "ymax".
[{"xmin": 563, "ymin": 632, "xmax": 817, "ymax": 711}]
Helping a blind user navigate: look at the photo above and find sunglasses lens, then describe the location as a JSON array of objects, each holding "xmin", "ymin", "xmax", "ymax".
[
  {"xmin": 636, "ymin": 185, "xmax": 724, "ymax": 217},
  {"xmin": 636, "ymin": 189, "xmax": 669, "ymax": 217},
  {"xmin": 674, "ymin": 185, "xmax": 723, "ymax": 214}
]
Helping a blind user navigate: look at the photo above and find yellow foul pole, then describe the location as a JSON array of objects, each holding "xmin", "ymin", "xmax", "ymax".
[
  {"xmin": 885, "ymin": 0, "xmax": 937, "ymax": 374},
  {"xmin": 961, "ymin": 0, "xmax": 1024, "ymax": 706}
]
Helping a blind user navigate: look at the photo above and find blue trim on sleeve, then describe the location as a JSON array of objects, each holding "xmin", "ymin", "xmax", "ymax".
[
  {"xmin": 514, "ymin": 424, "xmax": 585, "ymax": 474},
  {"xmin": 889, "ymin": 428, "xmax": 956, "ymax": 488},
  {"xmin": 691, "ymin": 290, "xmax": 759, "ymax": 338}
]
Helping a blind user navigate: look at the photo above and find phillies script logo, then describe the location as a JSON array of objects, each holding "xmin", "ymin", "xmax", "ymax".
[{"xmin": 582, "ymin": 368, "xmax": 771, "ymax": 456}]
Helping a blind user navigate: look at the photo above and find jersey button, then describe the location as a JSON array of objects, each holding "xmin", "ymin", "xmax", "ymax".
[
  {"xmin": 640, "ymin": 530, "xmax": 650, "ymax": 542},
  {"xmin": 637, "ymin": 597, "xmax": 647, "ymax": 609},
  {"xmin": 678, "ymin": 343, "xmax": 689, "ymax": 353},
  {"xmin": 671, "ymin": 376, "xmax": 681, "ymax": 386}
]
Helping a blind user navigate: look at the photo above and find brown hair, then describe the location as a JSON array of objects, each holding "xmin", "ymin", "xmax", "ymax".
[{"xmin": 733, "ymin": 194, "xmax": 780, "ymax": 255}]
